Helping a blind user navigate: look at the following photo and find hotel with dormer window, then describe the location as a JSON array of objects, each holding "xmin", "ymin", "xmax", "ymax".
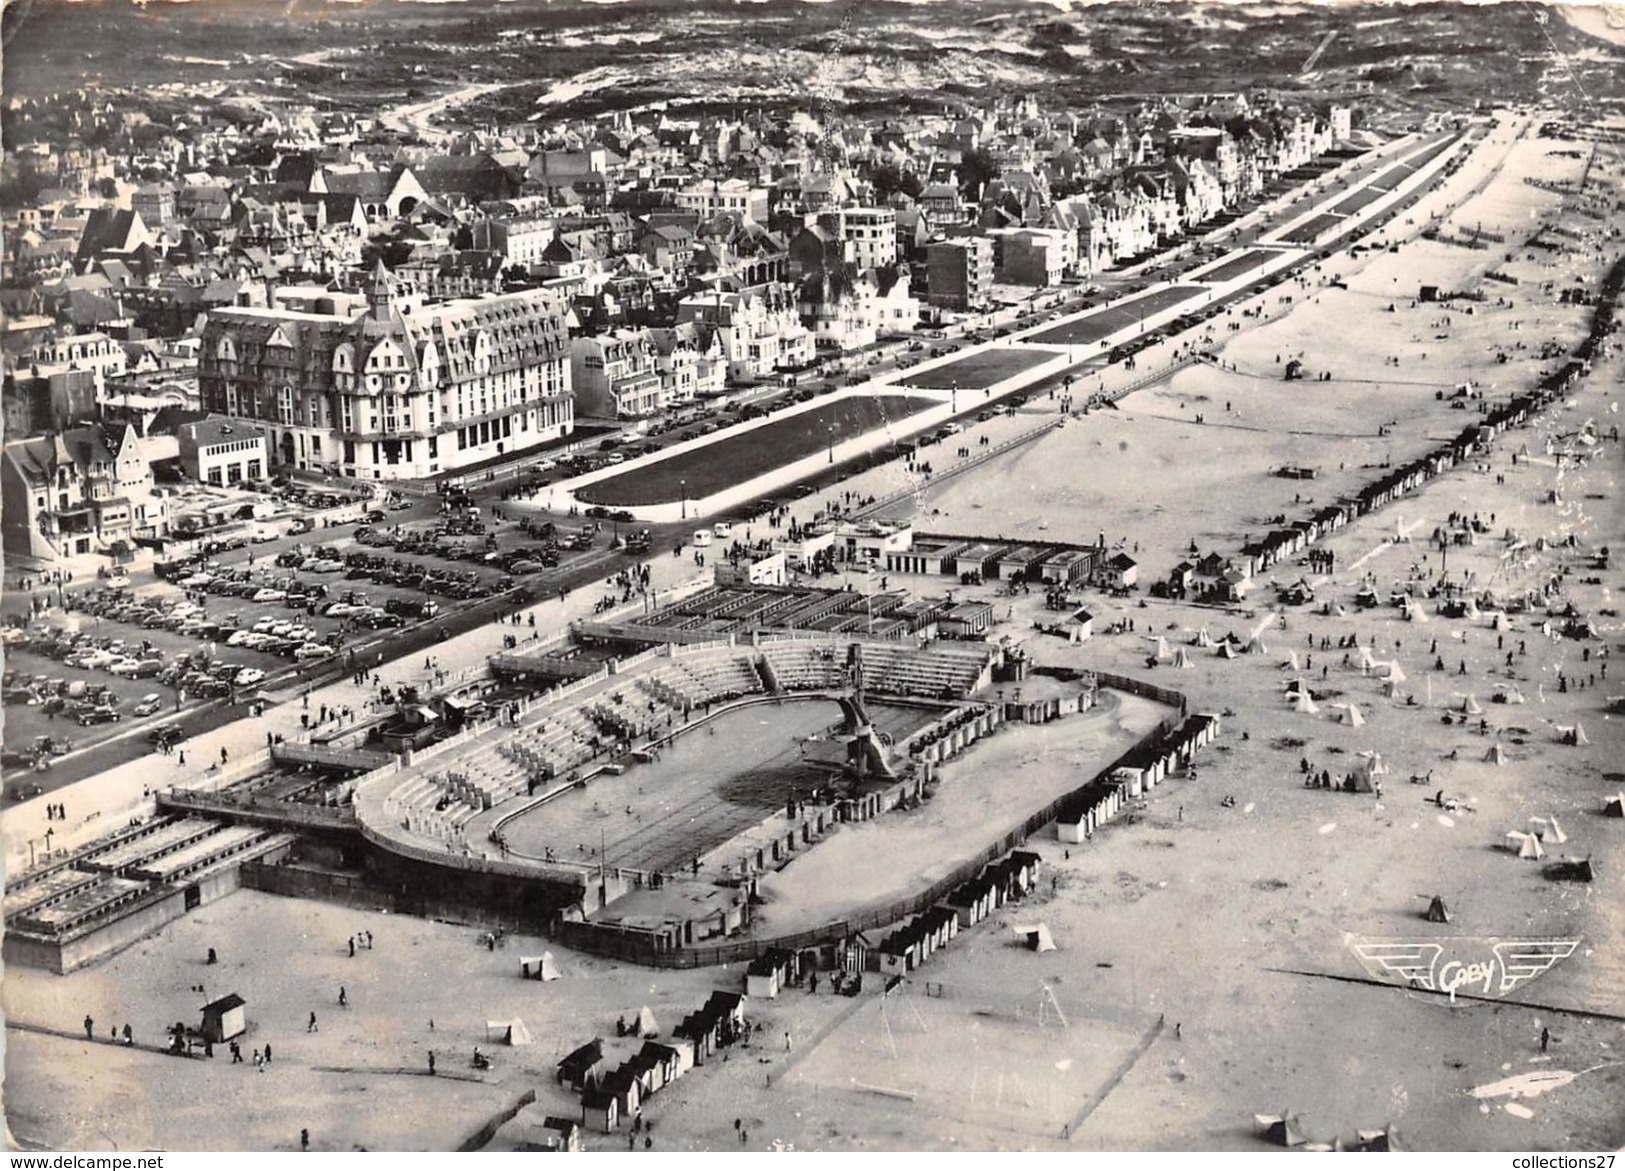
[{"xmin": 198, "ymin": 263, "xmax": 573, "ymax": 480}]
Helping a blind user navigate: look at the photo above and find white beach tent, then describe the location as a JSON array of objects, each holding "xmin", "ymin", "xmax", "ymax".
[
  {"xmin": 1246, "ymin": 634, "xmax": 1268, "ymax": 655},
  {"xmin": 1217, "ymin": 641, "xmax": 1239, "ymax": 659},
  {"xmin": 1342, "ymin": 704, "xmax": 1366, "ymax": 727},
  {"xmin": 520, "ymin": 953, "xmax": 560, "ymax": 981},
  {"xmin": 1484, "ymin": 742, "xmax": 1507, "ymax": 766},
  {"xmin": 1358, "ymin": 646, "xmax": 1378, "ymax": 672},
  {"xmin": 488, "ymin": 1018, "xmax": 534, "ymax": 1046},
  {"xmin": 1384, "ymin": 661, "xmax": 1407, "ymax": 684},
  {"xmin": 1171, "ymin": 646, "xmax": 1193, "ymax": 669},
  {"xmin": 1012, "ymin": 923, "xmax": 1057, "ymax": 952},
  {"xmin": 1153, "ymin": 636, "xmax": 1171, "ymax": 661},
  {"xmin": 637, "ymin": 1005, "xmax": 659, "ymax": 1038},
  {"xmin": 1407, "ymin": 602, "xmax": 1430, "ymax": 624},
  {"xmin": 1194, "ymin": 628, "xmax": 1215, "ymax": 648},
  {"xmin": 1462, "ymin": 695, "xmax": 1483, "ymax": 716},
  {"xmin": 1530, "ymin": 816, "xmax": 1568, "ymax": 845},
  {"xmin": 1293, "ymin": 691, "xmax": 1319, "ymax": 715},
  {"xmin": 1506, "ymin": 831, "xmax": 1545, "ymax": 861},
  {"xmin": 1281, "ymin": 651, "xmax": 1301, "ymax": 671},
  {"xmin": 1603, "ymin": 792, "xmax": 1625, "ymax": 818}
]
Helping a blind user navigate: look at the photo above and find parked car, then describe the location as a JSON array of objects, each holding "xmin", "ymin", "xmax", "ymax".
[
  {"xmin": 293, "ymin": 643, "xmax": 334, "ymax": 661},
  {"xmin": 234, "ymin": 668, "xmax": 267, "ymax": 687},
  {"xmin": 132, "ymin": 694, "xmax": 164, "ymax": 718},
  {"xmin": 77, "ymin": 705, "xmax": 121, "ymax": 726}
]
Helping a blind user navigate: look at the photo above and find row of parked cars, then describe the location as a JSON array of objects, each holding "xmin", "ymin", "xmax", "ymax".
[
  {"xmin": 350, "ymin": 529, "xmax": 521, "ymax": 597},
  {"xmin": 72, "ymin": 587, "xmax": 340, "ymax": 674}
]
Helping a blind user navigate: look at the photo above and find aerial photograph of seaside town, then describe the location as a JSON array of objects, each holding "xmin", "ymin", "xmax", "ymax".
[{"xmin": 1, "ymin": 0, "xmax": 1621, "ymax": 1154}]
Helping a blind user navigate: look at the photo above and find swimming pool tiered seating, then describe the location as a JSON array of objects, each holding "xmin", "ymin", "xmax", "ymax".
[
  {"xmin": 661, "ymin": 650, "xmax": 766, "ymax": 708},
  {"xmin": 857, "ymin": 643, "xmax": 992, "ymax": 700},
  {"xmin": 758, "ymin": 643, "xmax": 850, "ymax": 692}
]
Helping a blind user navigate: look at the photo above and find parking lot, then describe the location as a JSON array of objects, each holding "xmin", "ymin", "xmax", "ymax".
[{"xmin": 0, "ymin": 496, "xmax": 634, "ymax": 781}]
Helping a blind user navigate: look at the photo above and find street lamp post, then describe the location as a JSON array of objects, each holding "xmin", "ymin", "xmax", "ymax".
[
  {"xmin": 680, "ymin": 479, "xmax": 686, "ymax": 521},
  {"xmin": 827, "ymin": 425, "xmax": 835, "ymax": 465}
]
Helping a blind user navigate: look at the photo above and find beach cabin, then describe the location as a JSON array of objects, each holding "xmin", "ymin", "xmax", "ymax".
[
  {"xmin": 1100, "ymin": 552, "xmax": 1139, "ymax": 590},
  {"xmin": 537, "ymin": 1117, "xmax": 583, "ymax": 1152},
  {"xmin": 921, "ymin": 904, "xmax": 959, "ymax": 948},
  {"xmin": 640, "ymin": 1041, "xmax": 686, "ymax": 1087},
  {"xmin": 673, "ymin": 1012, "xmax": 718, "ymax": 1066},
  {"xmin": 622, "ymin": 1050, "xmax": 663, "ymax": 1097},
  {"xmin": 200, "ymin": 993, "xmax": 247, "ymax": 1044},
  {"xmin": 943, "ymin": 875, "xmax": 995, "ymax": 928},
  {"xmin": 703, "ymin": 990, "xmax": 747, "ymax": 1037},
  {"xmin": 557, "ymin": 1038, "xmax": 604, "ymax": 1091},
  {"xmin": 996, "ymin": 546, "xmax": 1045, "ymax": 582},
  {"xmin": 874, "ymin": 925, "xmax": 918, "ymax": 975},
  {"xmin": 600, "ymin": 1067, "xmax": 643, "ymax": 1118},
  {"xmin": 938, "ymin": 600, "xmax": 994, "ymax": 640},
  {"xmin": 580, "ymin": 1086, "xmax": 619, "ymax": 1134},
  {"xmin": 1041, "ymin": 547, "xmax": 1098, "ymax": 586},
  {"xmin": 1002, "ymin": 850, "xmax": 1042, "ymax": 895},
  {"xmin": 744, "ymin": 948, "xmax": 796, "ymax": 999}
]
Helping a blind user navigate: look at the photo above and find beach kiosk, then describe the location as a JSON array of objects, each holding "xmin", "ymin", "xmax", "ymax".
[{"xmin": 200, "ymin": 993, "xmax": 247, "ymax": 1043}]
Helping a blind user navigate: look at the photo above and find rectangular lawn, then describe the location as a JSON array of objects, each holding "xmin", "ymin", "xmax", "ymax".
[
  {"xmin": 1025, "ymin": 285, "xmax": 1206, "ymax": 346},
  {"xmin": 893, "ymin": 346, "xmax": 1054, "ymax": 391},
  {"xmin": 577, "ymin": 394, "xmax": 935, "ymax": 506}
]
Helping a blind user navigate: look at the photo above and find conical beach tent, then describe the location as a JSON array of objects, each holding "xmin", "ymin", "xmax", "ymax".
[
  {"xmin": 1462, "ymin": 695, "xmax": 1483, "ymax": 716},
  {"xmin": 1281, "ymin": 651, "xmax": 1301, "ymax": 671},
  {"xmin": 1465, "ymin": 598, "xmax": 1482, "ymax": 620},
  {"xmin": 1484, "ymin": 742, "xmax": 1506, "ymax": 765},
  {"xmin": 1246, "ymin": 634, "xmax": 1268, "ymax": 655},
  {"xmin": 636, "ymin": 1006, "xmax": 659, "ymax": 1038},
  {"xmin": 1507, "ymin": 831, "xmax": 1544, "ymax": 860},
  {"xmin": 1217, "ymin": 641, "xmax": 1238, "ymax": 659},
  {"xmin": 1195, "ymin": 628, "xmax": 1214, "ymax": 648},
  {"xmin": 1603, "ymin": 792, "xmax": 1625, "ymax": 818},
  {"xmin": 1532, "ymin": 816, "xmax": 1568, "ymax": 845},
  {"xmin": 1384, "ymin": 661, "xmax": 1407, "ymax": 684},
  {"xmin": 1497, "ymin": 686, "xmax": 1524, "ymax": 704},
  {"xmin": 1292, "ymin": 692, "xmax": 1319, "ymax": 714},
  {"xmin": 1408, "ymin": 603, "xmax": 1430, "ymax": 624},
  {"xmin": 488, "ymin": 1018, "xmax": 534, "ymax": 1045},
  {"xmin": 1424, "ymin": 895, "xmax": 1450, "ymax": 923},
  {"xmin": 1153, "ymin": 636, "xmax": 1171, "ymax": 661},
  {"xmin": 1358, "ymin": 647, "xmax": 1378, "ymax": 671},
  {"xmin": 520, "ymin": 953, "xmax": 560, "ymax": 981},
  {"xmin": 1571, "ymin": 723, "xmax": 1589, "ymax": 746},
  {"xmin": 1284, "ymin": 677, "xmax": 1308, "ymax": 694},
  {"xmin": 1012, "ymin": 923, "xmax": 1056, "ymax": 952},
  {"xmin": 1171, "ymin": 646, "xmax": 1193, "ymax": 668},
  {"xmin": 1493, "ymin": 612, "xmax": 1511, "ymax": 632},
  {"xmin": 1342, "ymin": 704, "xmax": 1365, "ymax": 727},
  {"xmin": 1256, "ymin": 1116, "xmax": 1307, "ymax": 1148}
]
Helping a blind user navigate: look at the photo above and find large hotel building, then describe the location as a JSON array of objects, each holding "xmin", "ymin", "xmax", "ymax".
[{"xmin": 198, "ymin": 263, "xmax": 573, "ymax": 480}]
